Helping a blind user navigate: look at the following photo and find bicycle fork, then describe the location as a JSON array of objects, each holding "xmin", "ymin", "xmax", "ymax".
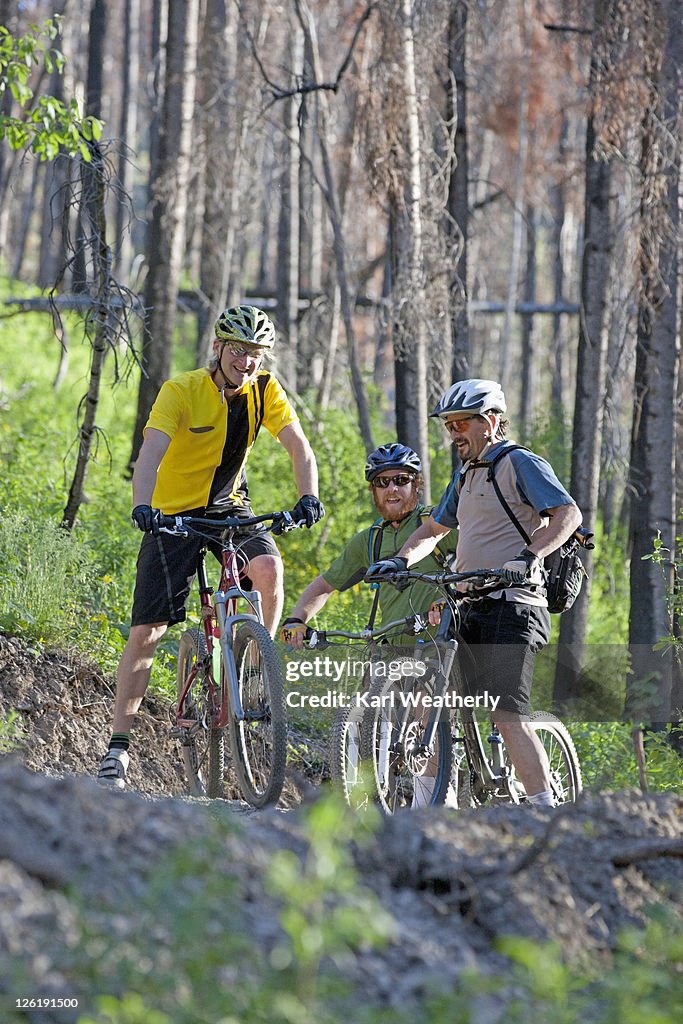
[
  {"xmin": 416, "ymin": 640, "xmax": 458, "ymax": 754},
  {"xmin": 212, "ymin": 590, "xmax": 261, "ymax": 726}
]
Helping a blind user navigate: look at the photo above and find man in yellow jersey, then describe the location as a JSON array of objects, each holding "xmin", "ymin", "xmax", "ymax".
[{"xmin": 97, "ymin": 305, "xmax": 324, "ymax": 788}]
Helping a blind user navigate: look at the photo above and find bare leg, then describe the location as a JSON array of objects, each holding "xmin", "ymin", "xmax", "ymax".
[
  {"xmin": 111, "ymin": 623, "xmax": 168, "ymax": 733},
  {"xmin": 247, "ymin": 553, "xmax": 283, "ymax": 636},
  {"xmin": 494, "ymin": 713, "xmax": 551, "ymax": 797}
]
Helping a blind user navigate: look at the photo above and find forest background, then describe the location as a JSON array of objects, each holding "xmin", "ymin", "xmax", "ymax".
[{"xmin": 0, "ymin": 0, "xmax": 682, "ymax": 787}]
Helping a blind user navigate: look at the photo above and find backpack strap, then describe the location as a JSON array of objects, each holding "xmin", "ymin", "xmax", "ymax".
[
  {"xmin": 367, "ymin": 516, "xmax": 385, "ymax": 565},
  {"xmin": 486, "ymin": 445, "xmax": 532, "ymax": 546},
  {"xmin": 366, "ymin": 517, "xmax": 385, "ymax": 628}
]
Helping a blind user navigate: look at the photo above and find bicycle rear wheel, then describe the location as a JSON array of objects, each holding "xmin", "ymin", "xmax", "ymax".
[
  {"xmin": 175, "ymin": 628, "xmax": 225, "ymax": 798},
  {"xmin": 528, "ymin": 712, "xmax": 582, "ymax": 804},
  {"xmin": 227, "ymin": 620, "xmax": 287, "ymax": 808},
  {"xmin": 359, "ymin": 671, "xmax": 452, "ymax": 814},
  {"xmin": 329, "ymin": 701, "xmax": 368, "ymax": 809},
  {"xmin": 499, "ymin": 711, "xmax": 582, "ymax": 805}
]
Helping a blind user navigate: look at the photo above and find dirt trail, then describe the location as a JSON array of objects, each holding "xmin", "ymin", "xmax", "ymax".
[{"xmin": 0, "ymin": 633, "xmax": 681, "ymax": 1022}]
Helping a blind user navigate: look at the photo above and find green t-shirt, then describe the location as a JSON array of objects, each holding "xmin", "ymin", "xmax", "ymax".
[{"xmin": 322, "ymin": 504, "xmax": 458, "ymax": 646}]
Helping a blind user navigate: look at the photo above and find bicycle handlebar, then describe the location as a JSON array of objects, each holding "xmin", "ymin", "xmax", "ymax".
[
  {"xmin": 389, "ymin": 568, "xmax": 508, "ymax": 586},
  {"xmin": 157, "ymin": 510, "xmax": 305, "ymax": 538},
  {"xmin": 364, "ymin": 568, "xmax": 509, "ymax": 591},
  {"xmin": 304, "ymin": 614, "xmax": 428, "ymax": 649}
]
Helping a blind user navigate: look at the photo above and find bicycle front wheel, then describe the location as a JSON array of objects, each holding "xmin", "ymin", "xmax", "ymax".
[
  {"xmin": 227, "ymin": 620, "xmax": 287, "ymax": 808},
  {"xmin": 175, "ymin": 628, "xmax": 225, "ymax": 798},
  {"xmin": 359, "ymin": 671, "xmax": 452, "ymax": 814},
  {"xmin": 329, "ymin": 700, "xmax": 368, "ymax": 809}
]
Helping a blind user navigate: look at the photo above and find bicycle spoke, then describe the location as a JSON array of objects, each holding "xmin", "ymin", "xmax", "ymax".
[
  {"xmin": 360, "ymin": 670, "xmax": 453, "ymax": 815},
  {"xmin": 330, "ymin": 704, "xmax": 369, "ymax": 809},
  {"xmin": 228, "ymin": 620, "xmax": 286, "ymax": 808},
  {"xmin": 175, "ymin": 628, "xmax": 224, "ymax": 798}
]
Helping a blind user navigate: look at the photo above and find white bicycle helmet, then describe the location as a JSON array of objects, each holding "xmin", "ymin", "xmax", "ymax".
[
  {"xmin": 430, "ymin": 379, "xmax": 506, "ymax": 419},
  {"xmin": 214, "ymin": 305, "xmax": 275, "ymax": 349}
]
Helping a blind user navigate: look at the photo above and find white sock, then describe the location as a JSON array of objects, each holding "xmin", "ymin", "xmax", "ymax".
[{"xmin": 527, "ymin": 789, "xmax": 554, "ymax": 807}]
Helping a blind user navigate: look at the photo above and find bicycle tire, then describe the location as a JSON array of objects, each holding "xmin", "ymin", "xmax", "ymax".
[
  {"xmin": 227, "ymin": 619, "xmax": 287, "ymax": 808},
  {"xmin": 359, "ymin": 669, "xmax": 452, "ymax": 814},
  {"xmin": 526, "ymin": 711, "xmax": 582, "ymax": 805},
  {"xmin": 329, "ymin": 700, "xmax": 368, "ymax": 809},
  {"xmin": 175, "ymin": 628, "xmax": 225, "ymax": 798},
  {"xmin": 484, "ymin": 711, "xmax": 582, "ymax": 806}
]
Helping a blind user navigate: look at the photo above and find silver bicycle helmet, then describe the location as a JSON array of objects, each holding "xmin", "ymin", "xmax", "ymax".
[
  {"xmin": 430, "ymin": 379, "xmax": 507, "ymax": 419},
  {"xmin": 214, "ymin": 305, "xmax": 275, "ymax": 349},
  {"xmin": 364, "ymin": 443, "xmax": 422, "ymax": 481}
]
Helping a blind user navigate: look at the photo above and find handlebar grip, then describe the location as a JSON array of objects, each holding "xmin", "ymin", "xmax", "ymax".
[{"xmin": 574, "ymin": 525, "xmax": 595, "ymax": 550}]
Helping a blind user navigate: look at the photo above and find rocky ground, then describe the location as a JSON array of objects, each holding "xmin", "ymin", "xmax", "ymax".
[
  {"xmin": 0, "ymin": 633, "xmax": 681, "ymax": 1023},
  {"xmin": 0, "ymin": 633, "xmax": 327, "ymax": 805}
]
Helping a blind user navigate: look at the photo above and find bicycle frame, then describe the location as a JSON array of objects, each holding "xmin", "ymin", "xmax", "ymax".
[
  {"xmin": 176, "ymin": 535, "xmax": 263, "ymax": 730},
  {"xmin": 166, "ymin": 507, "xmax": 299, "ymax": 805},
  {"xmin": 371, "ymin": 584, "xmax": 520, "ymax": 800}
]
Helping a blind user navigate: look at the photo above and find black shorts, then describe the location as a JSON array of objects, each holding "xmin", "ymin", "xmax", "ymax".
[
  {"xmin": 130, "ymin": 517, "xmax": 280, "ymax": 627},
  {"xmin": 457, "ymin": 598, "xmax": 551, "ymax": 716}
]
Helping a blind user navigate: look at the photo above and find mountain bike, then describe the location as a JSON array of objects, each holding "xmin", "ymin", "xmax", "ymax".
[
  {"xmin": 159, "ymin": 509, "xmax": 302, "ymax": 807},
  {"xmin": 303, "ymin": 615, "xmax": 429, "ymax": 808},
  {"xmin": 359, "ymin": 568, "xmax": 582, "ymax": 814}
]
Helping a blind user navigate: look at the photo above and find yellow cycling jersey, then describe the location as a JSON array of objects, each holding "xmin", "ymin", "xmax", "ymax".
[{"xmin": 146, "ymin": 367, "xmax": 297, "ymax": 513}]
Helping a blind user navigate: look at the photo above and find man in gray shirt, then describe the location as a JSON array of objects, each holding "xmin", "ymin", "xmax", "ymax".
[{"xmin": 367, "ymin": 379, "xmax": 582, "ymax": 807}]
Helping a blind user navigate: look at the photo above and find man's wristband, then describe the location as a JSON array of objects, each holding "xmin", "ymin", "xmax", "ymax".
[{"xmin": 282, "ymin": 617, "xmax": 306, "ymax": 627}]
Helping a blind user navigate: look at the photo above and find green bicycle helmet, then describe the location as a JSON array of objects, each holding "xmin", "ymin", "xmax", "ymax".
[{"xmin": 214, "ymin": 305, "xmax": 275, "ymax": 349}]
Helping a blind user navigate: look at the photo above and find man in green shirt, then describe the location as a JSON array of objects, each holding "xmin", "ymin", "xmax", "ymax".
[{"xmin": 280, "ymin": 443, "xmax": 457, "ymax": 648}]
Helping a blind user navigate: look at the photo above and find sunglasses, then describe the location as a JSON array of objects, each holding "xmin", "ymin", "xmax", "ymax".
[
  {"xmin": 371, "ymin": 474, "xmax": 415, "ymax": 489},
  {"xmin": 223, "ymin": 341, "xmax": 267, "ymax": 359},
  {"xmin": 444, "ymin": 415, "xmax": 479, "ymax": 432}
]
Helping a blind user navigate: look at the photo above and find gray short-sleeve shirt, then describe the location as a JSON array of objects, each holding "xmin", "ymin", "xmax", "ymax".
[{"xmin": 433, "ymin": 441, "xmax": 575, "ymax": 605}]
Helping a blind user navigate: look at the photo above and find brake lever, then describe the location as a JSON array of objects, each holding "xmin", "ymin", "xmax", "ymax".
[
  {"xmin": 158, "ymin": 515, "xmax": 189, "ymax": 538},
  {"xmin": 273, "ymin": 512, "xmax": 308, "ymax": 534},
  {"xmin": 306, "ymin": 628, "xmax": 327, "ymax": 649}
]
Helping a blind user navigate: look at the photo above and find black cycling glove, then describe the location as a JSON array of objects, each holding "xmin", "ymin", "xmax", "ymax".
[
  {"xmin": 291, "ymin": 495, "xmax": 325, "ymax": 528},
  {"xmin": 365, "ymin": 556, "xmax": 408, "ymax": 582},
  {"xmin": 131, "ymin": 504, "xmax": 161, "ymax": 535}
]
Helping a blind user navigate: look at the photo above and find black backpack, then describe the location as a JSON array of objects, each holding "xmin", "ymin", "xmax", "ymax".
[{"xmin": 459, "ymin": 445, "xmax": 592, "ymax": 614}]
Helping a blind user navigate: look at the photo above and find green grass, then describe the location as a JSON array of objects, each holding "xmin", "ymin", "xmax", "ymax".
[
  {"xmin": 0, "ymin": 277, "xmax": 372, "ymax": 691},
  {"xmin": 1, "ymin": 276, "xmax": 681, "ymax": 793}
]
